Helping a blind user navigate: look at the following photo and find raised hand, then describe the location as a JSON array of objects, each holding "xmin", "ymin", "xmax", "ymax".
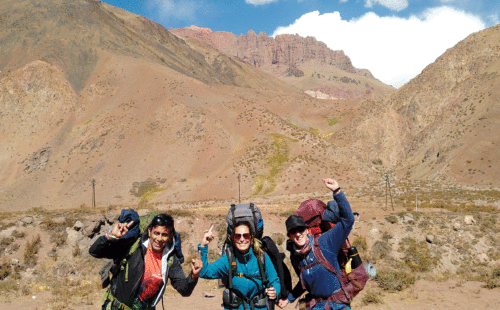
[
  {"xmin": 109, "ymin": 221, "xmax": 134, "ymax": 240},
  {"xmin": 323, "ymin": 178, "xmax": 339, "ymax": 192},
  {"xmin": 201, "ymin": 224, "xmax": 214, "ymax": 246}
]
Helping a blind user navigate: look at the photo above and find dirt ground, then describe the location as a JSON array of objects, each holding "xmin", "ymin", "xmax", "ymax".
[
  {"xmin": 1, "ymin": 196, "xmax": 499, "ymax": 309},
  {"xmin": 1, "ymin": 278, "xmax": 499, "ymax": 310}
]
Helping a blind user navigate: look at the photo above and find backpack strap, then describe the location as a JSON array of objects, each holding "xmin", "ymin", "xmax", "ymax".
[
  {"xmin": 225, "ymin": 244, "xmax": 270, "ymax": 310},
  {"xmin": 226, "ymin": 244, "xmax": 237, "ymax": 305},
  {"xmin": 311, "ymin": 237, "xmax": 350, "ymax": 302},
  {"xmin": 118, "ymin": 237, "xmax": 142, "ymax": 283},
  {"xmin": 249, "ymin": 203, "xmax": 259, "ymax": 235}
]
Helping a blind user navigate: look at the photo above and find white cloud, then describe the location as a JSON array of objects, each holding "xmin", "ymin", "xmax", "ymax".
[
  {"xmin": 272, "ymin": 7, "xmax": 485, "ymax": 88},
  {"xmin": 146, "ymin": 0, "xmax": 201, "ymax": 21},
  {"xmin": 365, "ymin": 0, "xmax": 409, "ymax": 12},
  {"xmin": 246, "ymin": 0, "xmax": 279, "ymax": 6}
]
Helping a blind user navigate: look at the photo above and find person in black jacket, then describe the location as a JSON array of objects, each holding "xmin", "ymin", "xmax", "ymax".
[{"xmin": 90, "ymin": 213, "xmax": 202, "ymax": 310}]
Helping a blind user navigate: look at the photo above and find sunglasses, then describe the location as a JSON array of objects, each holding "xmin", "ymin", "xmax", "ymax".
[
  {"xmin": 288, "ymin": 226, "xmax": 307, "ymax": 236},
  {"xmin": 234, "ymin": 233, "xmax": 252, "ymax": 241}
]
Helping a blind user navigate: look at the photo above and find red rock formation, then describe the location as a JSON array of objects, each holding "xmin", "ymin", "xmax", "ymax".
[{"xmin": 170, "ymin": 26, "xmax": 375, "ymax": 79}]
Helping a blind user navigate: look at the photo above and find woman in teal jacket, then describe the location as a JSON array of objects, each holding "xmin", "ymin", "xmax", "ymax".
[{"xmin": 198, "ymin": 221, "xmax": 280, "ymax": 310}]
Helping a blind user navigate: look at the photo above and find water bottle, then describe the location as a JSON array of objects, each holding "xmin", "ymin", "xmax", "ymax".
[
  {"xmin": 364, "ymin": 263, "xmax": 376, "ymax": 278},
  {"xmin": 347, "ymin": 246, "xmax": 362, "ymax": 270}
]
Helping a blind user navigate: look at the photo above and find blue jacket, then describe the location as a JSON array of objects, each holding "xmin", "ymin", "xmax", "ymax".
[
  {"xmin": 198, "ymin": 244, "xmax": 281, "ymax": 310},
  {"xmin": 288, "ymin": 191, "xmax": 354, "ymax": 309}
]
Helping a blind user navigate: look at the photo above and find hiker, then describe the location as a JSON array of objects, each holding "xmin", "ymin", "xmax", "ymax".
[
  {"xmin": 198, "ymin": 221, "xmax": 281, "ymax": 310},
  {"xmin": 278, "ymin": 178, "xmax": 355, "ymax": 310},
  {"xmin": 89, "ymin": 213, "xmax": 202, "ymax": 310}
]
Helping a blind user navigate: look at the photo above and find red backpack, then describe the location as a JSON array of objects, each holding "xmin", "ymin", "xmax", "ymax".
[{"xmin": 294, "ymin": 198, "xmax": 368, "ymax": 305}]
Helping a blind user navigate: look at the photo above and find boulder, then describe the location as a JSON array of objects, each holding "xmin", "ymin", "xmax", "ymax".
[
  {"xmin": 20, "ymin": 216, "xmax": 34, "ymax": 225},
  {"xmin": 403, "ymin": 213, "xmax": 414, "ymax": 223},
  {"xmin": 73, "ymin": 221, "xmax": 84, "ymax": 231},
  {"xmin": 0, "ymin": 226, "xmax": 16, "ymax": 238},
  {"xmin": 475, "ymin": 253, "xmax": 490, "ymax": 265},
  {"xmin": 105, "ymin": 211, "xmax": 119, "ymax": 224},
  {"xmin": 464, "ymin": 215, "xmax": 476, "ymax": 225},
  {"xmin": 66, "ymin": 227, "xmax": 84, "ymax": 246}
]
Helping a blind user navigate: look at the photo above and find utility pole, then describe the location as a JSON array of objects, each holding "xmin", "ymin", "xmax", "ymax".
[
  {"xmin": 238, "ymin": 174, "xmax": 241, "ymax": 204},
  {"xmin": 91, "ymin": 178, "xmax": 96, "ymax": 208},
  {"xmin": 385, "ymin": 174, "xmax": 388, "ymax": 210},
  {"xmin": 388, "ymin": 175, "xmax": 394, "ymax": 211}
]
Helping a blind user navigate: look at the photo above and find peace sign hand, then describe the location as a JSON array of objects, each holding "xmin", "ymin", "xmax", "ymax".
[{"xmin": 109, "ymin": 221, "xmax": 134, "ymax": 240}]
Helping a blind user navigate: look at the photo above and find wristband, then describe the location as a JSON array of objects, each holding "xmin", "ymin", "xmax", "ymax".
[
  {"xmin": 332, "ymin": 187, "xmax": 341, "ymax": 194},
  {"xmin": 106, "ymin": 230, "xmax": 119, "ymax": 241}
]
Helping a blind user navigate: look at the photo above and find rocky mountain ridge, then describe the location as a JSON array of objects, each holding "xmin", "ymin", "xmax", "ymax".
[{"xmin": 170, "ymin": 26, "xmax": 394, "ymax": 100}]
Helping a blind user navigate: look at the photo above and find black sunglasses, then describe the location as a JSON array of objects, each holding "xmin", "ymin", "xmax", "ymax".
[{"xmin": 288, "ymin": 226, "xmax": 307, "ymax": 236}]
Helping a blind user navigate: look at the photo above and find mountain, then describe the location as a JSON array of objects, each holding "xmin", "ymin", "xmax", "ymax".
[
  {"xmin": 342, "ymin": 24, "xmax": 500, "ymax": 187},
  {"xmin": 0, "ymin": 0, "xmax": 367, "ymax": 211},
  {"xmin": 170, "ymin": 26, "xmax": 394, "ymax": 100},
  {"xmin": 1, "ymin": 0, "xmax": 499, "ymax": 212}
]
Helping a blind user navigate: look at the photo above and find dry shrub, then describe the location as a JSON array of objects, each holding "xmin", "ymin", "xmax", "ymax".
[
  {"xmin": 0, "ymin": 260, "xmax": 11, "ymax": 280},
  {"xmin": 0, "ymin": 277, "xmax": 19, "ymax": 292},
  {"xmin": 352, "ymin": 235, "xmax": 367, "ymax": 251},
  {"xmin": 0, "ymin": 236, "xmax": 14, "ymax": 248},
  {"xmin": 11, "ymin": 230, "xmax": 26, "ymax": 239},
  {"xmin": 272, "ymin": 233, "xmax": 286, "ymax": 246},
  {"xmin": 483, "ymin": 265, "xmax": 500, "ymax": 289},
  {"xmin": 376, "ymin": 269, "xmax": 416, "ymax": 292},
  {"xmin": 385, "ymin": 215, "xmax": 398, "ymax": 224},
  {"xmin": 399, "ymin": 237, "xmax": 437, "ymax": 272},
  {"xmin": 50, "ymin": 231, "xmax": 67, "ymax": 247},
  {"xmin": 73, "ymin": 246, "xmax": 82, "ymax": 258},
  {"xmin": 168, "ymin": 209, "xmax": 195, "ymax": 218},
  {"xmin": 362, "ymin": 291, "xmax": 384, "ymax": 305},
  {"xmin": 372, "ymin": 240, "xmax": 392, "ymax": 260},
  {"xmin": 24, "ymin": 234, "xmax": 41, "ymax": 267}
]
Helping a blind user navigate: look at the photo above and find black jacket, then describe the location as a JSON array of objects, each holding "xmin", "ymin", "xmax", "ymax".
[{"xmin": 89, "ymin": 232, "xmax": 197, "ymax": 308}]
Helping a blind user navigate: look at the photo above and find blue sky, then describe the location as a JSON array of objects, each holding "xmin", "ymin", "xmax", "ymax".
[{"xmin": 103, "ymin": 0, "xmax": 499, "ymax": 88}]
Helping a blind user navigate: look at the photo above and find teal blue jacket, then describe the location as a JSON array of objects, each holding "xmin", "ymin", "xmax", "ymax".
[{"xmin": 198, "ymin": 244, "xmax": 280, "ymax": 310}]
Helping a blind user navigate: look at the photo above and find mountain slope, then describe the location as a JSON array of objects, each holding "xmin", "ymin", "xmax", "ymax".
[
  {"xmin": 0, "ymin": 0, "xmax": 365, "ymax": 211},
  {"xmin": 343, "ymin": 24, "xmax": 500, "ymax": 187}
]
